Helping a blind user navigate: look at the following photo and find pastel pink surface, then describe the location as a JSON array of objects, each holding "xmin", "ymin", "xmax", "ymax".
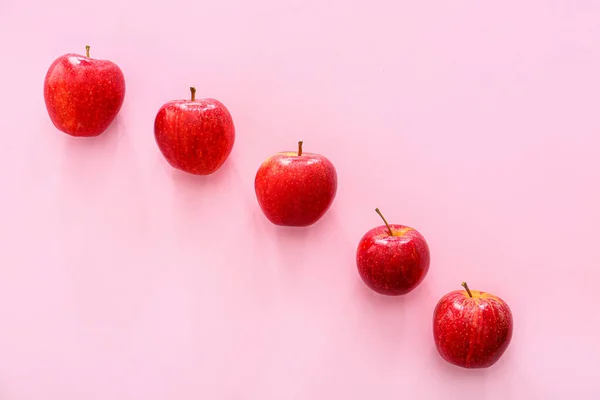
[{"xmin": 1, "ymin": 1, "xmax": 600, "ymax": 399}]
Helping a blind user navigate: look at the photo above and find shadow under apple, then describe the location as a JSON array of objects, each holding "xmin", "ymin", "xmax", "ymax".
[
  {"xmin": 168, "ymin": 156, "xmax": 239, "ymax": 196},
  {"xmin": 57, "ymin": 115, "xmax": 123, "ymax": 198},
  {"xmin": 350, "ymin": 279, "xmax": 408, "ymax": 359},
  {"xmin": 167, "ymin": 157, "xmax": 243, "ymax": 240},
  {"xmin": 268, "ymin": 206, "xmax": 341, "ymax": 270}
]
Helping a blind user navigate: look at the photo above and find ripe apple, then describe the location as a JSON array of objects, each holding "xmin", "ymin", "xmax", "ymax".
[
  {"xmin": 154, "ymin": 87, "xmax": 235, "ymax": 175},
  {"xmin": 254, "ymin": 141, "xmax": 337, "ymax": 227},
  {"xmin": 433, "ymin": 282, "xmax": 513, "ymax": 369},
  {"xmin": 43, "ymin": 45, "xmax": 126, "ymax": 137},
  {"xmin": 356, "ymin": 208, "xmax": 430, "ymax": 295}
]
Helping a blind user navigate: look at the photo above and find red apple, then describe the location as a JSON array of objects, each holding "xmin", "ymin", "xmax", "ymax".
[
  {"xmin": 433, "ymin": 282, "xmax": 513, "ymax": 369},
  {"xmin": 356, "ymin": 208, "xmax": 430, "ymax": 295},
  {"xmin": 43, "ymin": 45, "xmax": 126, "ymax": 137},
  {"xmin": 254, "ymin": 141, "xmax": 337, "ymax": 227},
  {"xmin": 154, "ymin": 87, "xmax": 235, "ymax": 175}
]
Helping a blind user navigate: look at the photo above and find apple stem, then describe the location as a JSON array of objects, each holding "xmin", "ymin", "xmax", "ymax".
[
  {"xmin": 190, "ymin": 87, "xmax": 197, "ymax": 101},
  {"xmin": 375, "ymin": 208, "xmax": 393, "ymax": 236},
  {"xmin": 85, "ymin": 45, "xmax": 90, "ymax": 57},
  {"xmin": 461, "ymin": 282, "xmax": 473, "ymax": 298},
  {"xmin": 298, "ymin": 141, "xmax": 303, "ymax": 156}
]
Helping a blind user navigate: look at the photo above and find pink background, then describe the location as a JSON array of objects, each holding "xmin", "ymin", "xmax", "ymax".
[{"xmin": 1, "ymin": 0, "xmax": 600, "ymax": 398}]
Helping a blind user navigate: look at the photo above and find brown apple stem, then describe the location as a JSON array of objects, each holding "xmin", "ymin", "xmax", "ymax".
[
  {"xmin": 298, "ymin": 141, "xmax": 303, "ymax": 156},
  {"xmin": 190, "ymin": 87, "xmax": 197, "ymax": 101},
  {"xmin": 461, "ymin": 282, "xmax": 473, "ymax": 298},
  {"xmin": 85, "ymin": 45, "xmax": 90, "ymax": 57},
  {"xmin": 375, "ymin": 208, "xmax": 393, "ymax": 236}
]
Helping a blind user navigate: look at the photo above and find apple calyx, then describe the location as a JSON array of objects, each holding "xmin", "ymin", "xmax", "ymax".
[
  {"xmin": 375, "ymin": 208, "xmax": 394, "ymax": 236},
  {"xmin": 461, "ymin": 281, "xmax": 473, "ymax": 298},
  {"xmin": 190, "ymin": 87, "xmax": 197, "ymax": 101},
  {"xmin": 298, "ymin": 141, "xmax": 303, "ymax": 156}
]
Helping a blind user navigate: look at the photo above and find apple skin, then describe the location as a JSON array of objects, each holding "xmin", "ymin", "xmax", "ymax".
[
  {"xmin": 154, "ymin": 88, "xmax": 235, "ymax": 175},
  {"xmin": 43, "ymin": 46, "xmax": 125, "ymax": 137},
  {"xmin": 356, "ymin": 216, "xmax": 430, "ymax": 295},
  {"xmin": 433, "ymin": 283, "xmax": 513, "ymax": 369},
  {"xmin": 254, "ymin": 142, "xmax": 337, "ymax": 227}
]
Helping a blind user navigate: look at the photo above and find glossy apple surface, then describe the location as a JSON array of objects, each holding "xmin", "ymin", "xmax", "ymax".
[
  {"xmin": 43, "ymin": 46, "xmax": 125, "ymax": 137},
  {"xmin": 154, "ymin": 87, "xmax": 235, "ymax": 175},
  {"xmin": 433, "ymin": 282, "xmax": 513, "ymax": 369},
  {"xmin": 356, "ymin": 208, "xmax": 430, "ymax": 295},
  {"xmin": 254, "ymin": 141, "xmax": 337, "ymax": 227}
]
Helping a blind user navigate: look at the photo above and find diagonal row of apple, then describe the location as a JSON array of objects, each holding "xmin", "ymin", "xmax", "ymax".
[{"xmin": 43, "ymin": 46, "xmax": 513, "ymax": 369}]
